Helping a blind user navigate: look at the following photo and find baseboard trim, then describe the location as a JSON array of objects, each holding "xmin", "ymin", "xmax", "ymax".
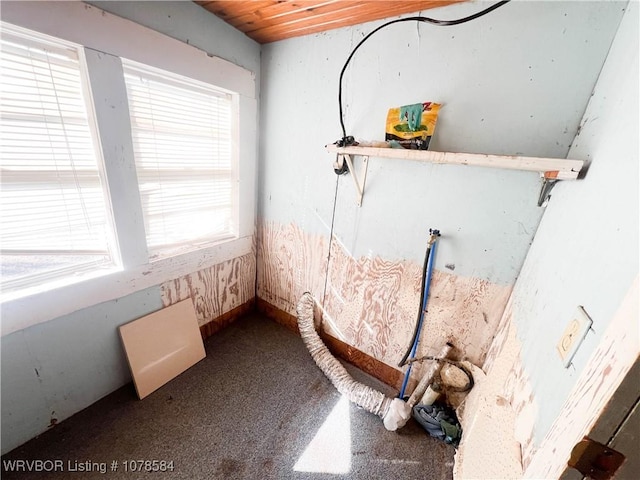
[
  {"xmin": 256, "ymin": 298, "xmax": 404, "ymax": 391},
  {"xmin": 199, "ymin": 298, "xmax": 256, "ymax": 340},
  {"xmin": 255, "ymin": 298, "xmax": 299, "ymax": 333}
]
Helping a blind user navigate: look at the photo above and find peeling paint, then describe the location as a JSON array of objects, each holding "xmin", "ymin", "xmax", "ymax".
[
  {"xmin": 523, "ymin": 276, "xmax": 639, "ymax": 479},
  {"xmin": 453, "ymin": 312, "xmax": 528, "ymax": 480}
]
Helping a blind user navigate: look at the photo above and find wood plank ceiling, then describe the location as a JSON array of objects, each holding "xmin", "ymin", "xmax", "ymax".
[{"xmin": 196, "ymin": 1, "xmax": 465, "ymax": 44}]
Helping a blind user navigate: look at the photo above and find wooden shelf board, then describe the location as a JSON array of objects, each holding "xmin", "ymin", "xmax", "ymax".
[{"xmin": 326, "ymin": 144, "xmax": 583, "ymax": 180}]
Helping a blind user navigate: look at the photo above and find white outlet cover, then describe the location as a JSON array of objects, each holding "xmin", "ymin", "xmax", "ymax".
[{"xmin": 557, "ymin": 306, "xmax": 593, "ymax": 368}]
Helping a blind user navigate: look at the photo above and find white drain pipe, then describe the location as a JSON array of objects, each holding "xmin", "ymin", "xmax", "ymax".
[
  {"xmin": 406, "ymin": 343, "xmax": 453, "ymax": 409},
  {"xmin": 296, "ymin": 292, "xmax": 411, "ymax": 431}
]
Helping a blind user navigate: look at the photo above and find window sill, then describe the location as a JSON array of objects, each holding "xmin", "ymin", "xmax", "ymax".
[
  {"xmin": 148, "ymin": 234, "xmax": 237, "ymax": 263},
  {"xmin": 1, "ymin": 235, "xmax": 253, "ymax": 337},
  {"xmin": 1, "ymin": 265, "xmax": 122, "ymax": 304}
]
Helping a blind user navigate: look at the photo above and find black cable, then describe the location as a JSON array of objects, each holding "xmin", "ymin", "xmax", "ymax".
[
  {"xmin": 406, "ymin": 355, "xmax": 475, "ymax": 393},
  {"xmin": 337, "ymin": 0, "xmax": 511, "ymax": 142},
  {"xmin": 397, "ymin": 242, "xmax": 431, "ymax": 367}
]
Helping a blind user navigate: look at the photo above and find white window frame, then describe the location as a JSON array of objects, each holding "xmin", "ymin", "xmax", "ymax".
[
  {"xmin": 121, "ymin": 58, "xmax": 240, "ymax": 259},
  {"xmin": 0, "ymin": 3, "xmax": 257, "ymax": 336},
  {"xmin": 0, "ymin": 24, "xmax": 121, "ymax": 293}
]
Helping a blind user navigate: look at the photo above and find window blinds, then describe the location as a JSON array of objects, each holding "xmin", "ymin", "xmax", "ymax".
[
  {"xmin": 122, "ymin": 61, "xmax": 235, "ymax": 257},
  {"xmin": 0, "ymin": 27, "xmax": 112, "ymax": 289}
]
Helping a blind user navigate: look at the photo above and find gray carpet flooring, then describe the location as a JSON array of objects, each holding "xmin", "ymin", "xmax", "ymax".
[{"xmin": 2, "ymin": 314, "xmax": 454, "ymax": 479}]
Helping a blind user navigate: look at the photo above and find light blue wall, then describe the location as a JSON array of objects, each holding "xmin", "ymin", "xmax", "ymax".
[
  {"xmin": 509, "ymin": 0, "xmax": 638, "ymax": 445},
  {"xmin": 2, "ymin": 0, "xmax": 634, "ymax": 458},
  {"xmin": 88, "ymin": 1, "xmax": 260, "ymax": 77},
  {"xmin": 259, "ymin": 1, "xmax": 626, "ymax": 285},
  {"xmin": 1, "ymin": 288, "xmax": 162, "ymax": 453},
  {"xmin": 1, "ymin": 1, "xmax": 261, "ymax": 455}
]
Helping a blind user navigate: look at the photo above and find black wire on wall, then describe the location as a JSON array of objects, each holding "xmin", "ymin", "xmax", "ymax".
[
  {"xmin": 337, "ymin": 0, "xmax": 511, "ymax": 143},
  {"xmin": 323, "ymin": 0, "xmax": 512, "ymax": 321}
]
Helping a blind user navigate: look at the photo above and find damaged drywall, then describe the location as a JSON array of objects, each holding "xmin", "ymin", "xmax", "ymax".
[
  {"xmin": 259, "ymin": 220, "xmax": 512, "ymax": 384},
  {"xmin": 453, "ymin": 2, "xmax": 638, "ymax": 477},
  {"xmin": 1, "ymin": 0, "xmax": 260, "ymax": 455},
  {"xmin": 525, "ymin": 276, "xmax": 639, "ymax": 478},
  {"xmin": 258, "ymin": 1, "xmax": 626, "ymax": 388},
  {"xmin": 161, "ymin": 252, "xmax": 256, "ymax": 328},
  {"xmin": 322, "ymin": 232, "xmax": 512, "ymax": 369},
  {"xmin": 453, "ymin": 310, "xmax": 526, "ymax": 479},
  {"xmin": 257, "ymin": 221, "xmax": 329, "ymax": 315}
]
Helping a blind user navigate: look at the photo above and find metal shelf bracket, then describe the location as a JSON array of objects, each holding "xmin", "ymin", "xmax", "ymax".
[{"xmin": 538, "ymin": 177, "xmax": 559, "ymax": 207}]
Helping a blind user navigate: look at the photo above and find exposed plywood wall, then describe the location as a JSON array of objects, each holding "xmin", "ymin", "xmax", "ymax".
[
  {"xmin": 482, "ymin": 302, "xmax": 537, "ymax": 468},
  {"xmin": 453, "ymin": 313, "xmax": 525, "ymax": 479},
  {"xmin": 257, "ymin": 221, "xmax": 328, "ymax": 314},
  {"xmin": 258, "ymin": 220, "xmax": 511, "ymax": 383},
  {"xmin": 161, "ymin": 251, "xmax": 256, "ymax": 328},
  {"xmin": 322, "ymin": 232, "xmax": 512, "ymax": 368}
]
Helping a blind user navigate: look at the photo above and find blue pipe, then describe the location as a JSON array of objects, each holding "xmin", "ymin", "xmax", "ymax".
[{"xmin": 399, "ymin": 236, "xmax": 438, "ymax": 399}]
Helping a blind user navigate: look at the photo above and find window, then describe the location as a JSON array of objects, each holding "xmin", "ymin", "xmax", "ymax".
[
  {"xmin": 122, "ymin": 60, "xmax": 236, "ymax": 259},
  {"xmin": 0, "ymin": 25, "xmax": 114, "ymax": 292},
  {"xmin": 0, "ymin": 6, "xmax": 255, "ymax": 331}
]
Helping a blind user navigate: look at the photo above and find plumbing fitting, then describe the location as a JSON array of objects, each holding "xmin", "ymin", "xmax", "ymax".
[{"xmin": 406, "ymin": 343, "xmax": 453, "ymax": 409}]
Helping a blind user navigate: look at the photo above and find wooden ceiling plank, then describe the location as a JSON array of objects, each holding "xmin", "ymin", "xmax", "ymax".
[
  {"xmin": 246, "ymin": 0, "xmax": 457, "ymax": 33},
  {"xmin": 197, "ymin": 0, "xmax": 467, "ymax": 44},
  {"xmin": 202, "ymin": 2, "xmax": 279, "ymax": 30},
  {"xmin": 194, "ymin": 1, "xmax": 214, "ymax": 6},
  {"xmin": 249, "ymin": 1, "xmax": 461, "ymax": 41},
  {"xmin": 225, "ymin": 1, "xmax": 341, "ymax": 29},
  {"xmin": 246, "ymin": 0, "xmax": 340, "ymax": 21},
  {"xmin": 219, "ymin": 1, "xmax": 334, "ymax": 31},
  {"xmin": 201, "ymin": 1, "xmax": 279, "ymax": 22},
  {"xmin": 245, "ymin": 2, "xmax": 370, "ymax": 34},
  {"xmin": 243, "ymin": 3, "xmax": 366, "ymax": 34},
  {"xmin": 202, "ymin": 1, "xmax": 437, "ymax": 27}
]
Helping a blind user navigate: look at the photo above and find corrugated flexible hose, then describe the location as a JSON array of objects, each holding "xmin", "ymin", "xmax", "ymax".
[{"xmin": 296, "ymin": 292, "xmax": 411, "ymax": 430}]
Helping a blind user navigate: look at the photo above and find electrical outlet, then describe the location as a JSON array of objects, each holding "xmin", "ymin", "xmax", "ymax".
[{"xmin": 557, "ymin": 306, "xmax": 593, "ymax": 368}]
